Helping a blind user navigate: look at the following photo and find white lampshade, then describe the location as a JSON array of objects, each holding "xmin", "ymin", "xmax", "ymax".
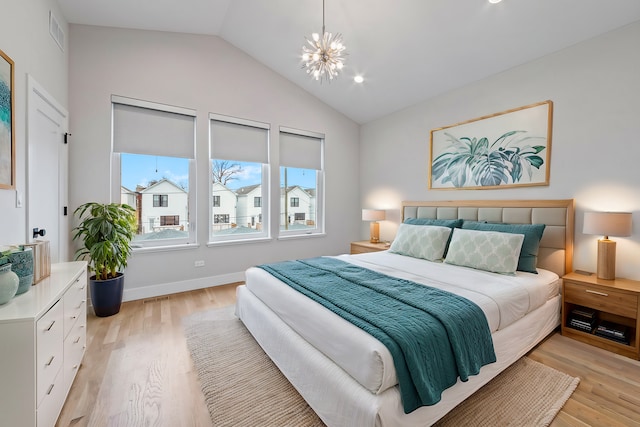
[
  {"xmin": 362, "ymin": 209, "xmax": 386, "ymax": 222},
  {"xmin": 583, "ymin": 211, "xmax": 632, "ymax": 280},
  {"xmin": 583, "ymin": 212, "xmax": 632, "ymax": 238}
]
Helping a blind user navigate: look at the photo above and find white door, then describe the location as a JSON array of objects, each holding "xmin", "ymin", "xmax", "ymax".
[{"xmin": 27, "ymin": 75, "xmax": 69, "ymax": 263}]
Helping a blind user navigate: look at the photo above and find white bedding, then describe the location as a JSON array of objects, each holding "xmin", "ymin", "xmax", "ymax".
[{"xmin": 244, "ymin": 251, "xmax": 559, "ymax": 395}]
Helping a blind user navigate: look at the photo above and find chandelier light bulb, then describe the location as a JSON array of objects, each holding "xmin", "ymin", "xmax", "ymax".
[{"xmin": 301, "ymin": 0, "xmax": 347, "ymax": 83}]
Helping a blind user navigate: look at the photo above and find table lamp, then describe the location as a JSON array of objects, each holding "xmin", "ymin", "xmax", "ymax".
[
  {"xmin": 583, "ymin": 211, "xmax": 632, "ymax": 280},
  {"xmin": 362, "ymin": 209, "xmax": 386, "ymax": 243}
]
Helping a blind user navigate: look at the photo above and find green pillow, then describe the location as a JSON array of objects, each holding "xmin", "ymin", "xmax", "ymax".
[
  {"xmin": 461, "ymin": 221, "xmax": 546, "ymax": 274},
  {"xmin": 445, "ymin": 228, "xmax": 524, "ymax": 275},
  {"xmin": 404, "ymin": 218, "xmax": 462, "ymax": 256},
  {"xmin": 404, "ymin": 218, "xmax": 463, "ymax": 228},
  {"xmin": 389, "ymin": 224, "xmax": 452, "ymax": 261}
]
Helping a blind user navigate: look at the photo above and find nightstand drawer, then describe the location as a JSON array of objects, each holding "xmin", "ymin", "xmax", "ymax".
[
  {"xmin": 564, "ymin": 281, "xmax": 637, "ymax": 318},
  {"xmin": 350, "ymin": 241, "xmax": 389, "ymax": 254}
]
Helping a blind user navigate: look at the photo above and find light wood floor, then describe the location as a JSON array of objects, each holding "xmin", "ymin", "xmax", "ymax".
[{"xmin": 57, "ymin": 284, "xmax": 640, "ymax": 427}]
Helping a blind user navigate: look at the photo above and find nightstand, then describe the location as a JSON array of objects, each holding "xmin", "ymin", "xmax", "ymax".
[
  {"xmin": 562, "ymin": 272, "xmax": 640, "ymax": 359},
  {"xmin": 350, "ymin": 240, "xmax": 390, "ymax": 254}
]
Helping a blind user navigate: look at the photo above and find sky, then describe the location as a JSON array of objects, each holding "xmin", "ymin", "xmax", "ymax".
[{"xmin": 121, "ymin": 154, "xmax": 316, "ymax": 191}]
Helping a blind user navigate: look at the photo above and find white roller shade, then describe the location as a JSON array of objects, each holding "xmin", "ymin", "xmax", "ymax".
[
  {"xmin": 210, "ymin": 116, "xmax": 269, "ymax": 164},
  {"xmin": 279, "ymin": 129, "xmax": 323, "ymax": 170},
  {"xmin": 112, "ymin": 100, "xmax": 195, "ymax": 158}
]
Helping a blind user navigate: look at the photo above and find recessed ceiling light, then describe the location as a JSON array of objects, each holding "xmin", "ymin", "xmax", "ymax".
[
  {"xmin": 354, "ymin": 75, "xmax": 364, "ymax": 83},
  {"xmin": 489, "ymin": 0, "xmax": 502, "ymax": 3}
]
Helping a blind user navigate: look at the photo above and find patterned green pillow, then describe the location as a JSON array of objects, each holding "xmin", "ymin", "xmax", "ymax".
[
  {"xmin": 461, "ymin": 221, "xmax": 545, "ymax": 274},
  {"xmin": 389, "ymin": 224, "xmax": 452, "ymax": 261},
  {"xmin": 404, "ymin": 218, "xmax": 462, "ymax": 257},
  {"xmin": 444, "ymin": 228, "xmax": 525, "ymax": 275}
]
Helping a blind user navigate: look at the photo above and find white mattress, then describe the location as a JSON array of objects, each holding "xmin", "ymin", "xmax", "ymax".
[
  {"xmin": 244, "ymin": 251, "xmax": 559, "ymax": 395},
  {"xmin": 236, "ymin": 285, "xmax": 561, "ymax": 427}
]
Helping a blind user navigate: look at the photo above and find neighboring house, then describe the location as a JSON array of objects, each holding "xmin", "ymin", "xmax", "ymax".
[
  {"xmin": 120, "ymin": 186, "xmax": 137, "ymax": 208},
  {"xmin": 212, "ymin": 182, "xmax": 238, "ymax": 231},
  {"xmin": 281, "ymin": 186, "xmax": 314, "ymax": 227},
  {"xmin": 138, "ymin": 179, "xmax": 189, "ymax": 233},
  {"xmin": 235, "ymin": 184, "xmax": 263, "ymax": 230}
]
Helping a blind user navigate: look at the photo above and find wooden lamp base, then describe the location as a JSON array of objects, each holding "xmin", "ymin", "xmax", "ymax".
[
  {"xmin": 369, "ymin": 221, "xmax": 380, "ymax": 243},
  {"xmin": 597, "ymin": 238, "xmax": 616, "ymax": 280}
]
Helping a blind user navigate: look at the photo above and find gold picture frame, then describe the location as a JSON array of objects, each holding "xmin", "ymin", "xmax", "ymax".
[
  {"xmin": 429, "ymin": 100, "xmax": 553, "ymax": 190},
  {"xmin": 0, "ymin": 48, "xmax": 15, "ymax": 189}
]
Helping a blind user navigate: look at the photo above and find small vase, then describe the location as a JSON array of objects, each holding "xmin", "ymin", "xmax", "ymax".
[
  {"xmin": 0, "ymin": 263, "xmax": 19, "ymax": 305},
  {"xmin": 8, "ymin": 248, "xmax": 34, "ymax": 295}
]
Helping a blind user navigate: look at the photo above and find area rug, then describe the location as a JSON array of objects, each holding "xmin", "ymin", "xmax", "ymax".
[{"xmin": 184, "ymin": 306, "xmax": 579, "ymax": 427}]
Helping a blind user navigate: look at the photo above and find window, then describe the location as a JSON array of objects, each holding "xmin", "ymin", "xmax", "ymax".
[
  {"xmin": 214, "ymin": 214, "xmax": 230, "ymax": 224},
  {"xmin": 153, "ymin": 194, "xmax": 169, "ymax": 207},
  {"xmin": 160, "ymin": 215, "xmax": 179, "ymax": 226},
  {"xmin": 210, "ymin": 114, "xmax": 270, "ymax": 242},
  {"xmin": 213, "ymin": 195, "xmax": 220, "ymax": 207},
  {"xmin": 112, "ymin": 95, "xmax": 196, "ymax": 248},
  {"xmin": 279, "ymin": 127, "xmax": 324, "ymax": 236}
]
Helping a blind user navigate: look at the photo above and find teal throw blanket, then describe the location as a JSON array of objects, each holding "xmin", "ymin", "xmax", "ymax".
[{"xmin": 258, "ymin": 257, "xmax": 496, "ymax": 413}]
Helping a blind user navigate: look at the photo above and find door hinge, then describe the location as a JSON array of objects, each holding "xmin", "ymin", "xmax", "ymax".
[
  {"xmin": 64, "ymin": 132, "xmax": 71, "ymax": 144},
  {"xmin": 63, "ymin": 206, "xmax": 68, "ymax": 216}
]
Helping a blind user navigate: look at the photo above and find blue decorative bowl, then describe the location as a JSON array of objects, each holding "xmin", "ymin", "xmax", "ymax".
[{"xmin": 8, "ymin": 248, "xmax": 34, "ymax": 295}]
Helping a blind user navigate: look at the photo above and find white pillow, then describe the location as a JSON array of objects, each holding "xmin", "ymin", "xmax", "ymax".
[
  {"xmin": 389, "ymin": 224, "xmax": 452, "ymax": 261},
  {"xmin": 444, "ymin": 228, "xmax": 524, "ymax": 275}
]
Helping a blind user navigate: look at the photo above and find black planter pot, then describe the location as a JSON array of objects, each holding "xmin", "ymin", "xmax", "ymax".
[{"xmin": 90, "ymin": 272, "xmax": 125, "ymax": 317}]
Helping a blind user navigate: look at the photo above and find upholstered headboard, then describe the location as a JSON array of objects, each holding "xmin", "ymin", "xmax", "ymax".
[{"xmin": 402, "ymin": 199, "xmax": 574, "ymax": 277}]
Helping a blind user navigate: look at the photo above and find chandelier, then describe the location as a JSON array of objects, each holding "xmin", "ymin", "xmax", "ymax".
[{"xmin": 301, "ymin": 0, "xmax": 346, "ymax": 82}]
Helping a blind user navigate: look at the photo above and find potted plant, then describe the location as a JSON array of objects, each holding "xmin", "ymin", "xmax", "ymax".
[{"xmin": 73, "ymin": 202, "xmax": 136, "ymax": 317}]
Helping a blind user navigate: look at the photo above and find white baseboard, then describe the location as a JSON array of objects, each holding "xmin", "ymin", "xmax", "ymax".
[{"xmin": 122, "ymin": 271, "xmax": 245, "ymax": 302}]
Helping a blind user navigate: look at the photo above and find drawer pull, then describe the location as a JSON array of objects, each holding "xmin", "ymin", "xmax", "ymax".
[
  {"xmin": 586, "ymin": 289, "xmax": 609, "ymax": 297},
  {"xmin": 76, "ymin": 301, "xmax": 85, "ymax": 309},
  {"xmin": 46, "ymin": 356, "xmax": 55, "ymax": 366},
  {"xmin": 74, "ymin": 336, "xmax": 81, "ymax": 344},
  {"xmin": 47, "ymin": 384, "xmax": 55, "ymax": 395},
  {"xmin": 45, "ymin": 320, "xmax": 56, "ymax": 331}
]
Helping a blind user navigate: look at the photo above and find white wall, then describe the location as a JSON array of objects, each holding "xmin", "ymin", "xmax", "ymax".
[
  {"xmin": 0, "ymin": 1, "xmax": 68, "ymax": 245},
  {"xmin": 360, "ymin": 21, "xmax": 640, "ymax": 280},
  {"xmin": 68, "ymin": 25, "xmax": 360, "ymax": 299}
]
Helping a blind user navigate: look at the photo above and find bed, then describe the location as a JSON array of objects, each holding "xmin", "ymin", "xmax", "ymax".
[{"xmin": 236, "ymin": 199, "xmax": 574, "ymax": 426}]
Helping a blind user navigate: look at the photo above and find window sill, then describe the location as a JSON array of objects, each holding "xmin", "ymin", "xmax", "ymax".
[
  {"xmin": 207, "ymin": 237, "xmax": 273, "ymax": 247},
  {"xmin": 277, "ymin": 232, "xmax": 326, "ymax": 241},
  {"xmin": 132, "ymin": 243, "xmax": 200, "ymax": 254}
]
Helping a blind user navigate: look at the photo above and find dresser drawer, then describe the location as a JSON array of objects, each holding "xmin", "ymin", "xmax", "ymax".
[
  {"xmin": 36, "ymin": 300, "xmax": 64, "ymax": 407},
  {"xmin": 63, "ymin": 303, "xmax": 86, "ymax": 393},
  {"xmin": 63, "ymin": 274, "xmax": 87, "ymax": 337},
  {"xmin": 564, "ymin": 281, "xmax": 638, "ymax": 318},
  {"xmin": 36, "ymin": 367, "xmax": 66, "ymax": 427}
]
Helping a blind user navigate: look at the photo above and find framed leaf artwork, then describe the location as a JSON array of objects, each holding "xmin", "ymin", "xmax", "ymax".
[
  {"xmin": 0, "ymin": 48, "xmax": 15, "ymax": 190},
  {"xmin": 429, "ymin": 100, "xmax": 553, "ymax": 190}
]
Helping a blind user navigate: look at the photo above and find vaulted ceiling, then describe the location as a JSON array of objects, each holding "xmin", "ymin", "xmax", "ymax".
[{"xmin": 57, "ymin": 0, "xmax": 640, "ymax": 124}]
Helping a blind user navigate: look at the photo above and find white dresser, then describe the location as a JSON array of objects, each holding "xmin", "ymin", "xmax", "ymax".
[{"xmin": 0, "ymin": 261, "xmax": 87, "ymax": 427}]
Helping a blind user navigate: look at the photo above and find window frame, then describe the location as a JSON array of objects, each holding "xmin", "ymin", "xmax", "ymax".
[
  {"xmin": 209, "ymin": 113, "xmax": 271, "ymax": 244},
  {"xmin": 278, "ymin": 126, "xmax": 325, "ymax": 238},
  {"xmin": 111, "ymin": 95, "xmax": 197, "ymax": 249}
]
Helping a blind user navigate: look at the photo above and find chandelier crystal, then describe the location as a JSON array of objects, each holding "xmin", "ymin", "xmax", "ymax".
[{"xmin": 301, "ymin": 0, "xmax": 346, "ymax": 83}]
